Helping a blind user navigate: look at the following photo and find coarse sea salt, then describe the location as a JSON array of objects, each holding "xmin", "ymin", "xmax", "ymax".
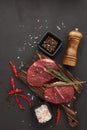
[
  {"xmin": 34, "ymin": 36, "xmax": 38, "ymax": 40},
  {"xmin": 75, "ymin": 28, "xmax": 79, "ymax": 31},
  {"xmin": 68, "ymin": 104, "xmax": 71, "ymax": 107},
  {"xmin": 29, "ymin": 34, "xmax": 31, "ymax": 37},
  {"xmin": 35, "ymin": 104, "xmax": 52, "ymax": 123},
  {"xmin": 27, "ymin": 93, "xmax": 31, "ymax": 96},
  {"xmin": 30, "ymin": 37, "xmax": 33, "ymax": 40},
  {"xmin": 17, "ymin": 56, "xmax": 20, "ymax": 60},
  {"xmin": 33, "ymin": 41, "xmax": 36, "ymax": 44},
  {"xmin": 20, "ymin": 61, "xmax": 24, "ymax": 67},
  {"xmin": 37, "ymin": 19, "xmax": 40, "ymax": 22},
  {"xmin": 57, "ymin": 26, "xmax": 61, "ymax": 30}
]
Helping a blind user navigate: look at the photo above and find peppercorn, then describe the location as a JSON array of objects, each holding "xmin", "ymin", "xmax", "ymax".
[{"xmin": 42, "ymin": 36, "xmax": 58, "ymax": 53}]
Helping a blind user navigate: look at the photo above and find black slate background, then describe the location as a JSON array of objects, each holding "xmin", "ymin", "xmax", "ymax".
[{"xmin": 0, "ymin": 0, "xmax": 87, "ymax": 130}]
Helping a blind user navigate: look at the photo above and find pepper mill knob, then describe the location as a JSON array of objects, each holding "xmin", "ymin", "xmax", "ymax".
[{"xmin": 62, "ymin": 29, "xmax": 83, "ymax": 66}]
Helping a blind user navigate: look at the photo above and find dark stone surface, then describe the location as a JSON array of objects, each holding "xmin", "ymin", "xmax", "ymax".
[{"xmin": 0, "ymin": 0, "xmax": 87, "ymax": 130}]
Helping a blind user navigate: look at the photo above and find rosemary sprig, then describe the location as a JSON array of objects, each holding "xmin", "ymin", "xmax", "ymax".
[
  {"xmin": 46, "ymin": 67, "xmax": 63, "ymax": 81},
  {"xmin": 44, "ymin": 81, "xmax": 85, "ymax": 88},
  {"xmin": 45, "ymin": 66, "xmax": 86, "ymax": 89},
  {"xmin": 46, "ymin": 66, "xmax": 71, "ymax": 83}
]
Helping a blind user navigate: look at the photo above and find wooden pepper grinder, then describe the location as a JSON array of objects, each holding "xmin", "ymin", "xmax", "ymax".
[{"xmin": 63, "ymin": 29, "xmax": 83, "ymax": 66}]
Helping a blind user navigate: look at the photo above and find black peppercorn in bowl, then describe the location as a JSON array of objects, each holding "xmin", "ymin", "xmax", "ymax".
[{"xmin": 38, "ymin": 32, "xmax": 62, "ymax": 57}]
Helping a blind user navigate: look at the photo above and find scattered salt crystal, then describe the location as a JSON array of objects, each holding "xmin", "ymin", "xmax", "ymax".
[
  {"xmin": 75, "ymin": 111, "xmax": 77, "ymax": 114},
  {"xmin": 27, "ymin": 93, "xmax": 31, "ymax": 96},
  {"xmin": 17, "ymin": 56, "xmax": 20, "ymax": 60},
  {"xmin": 37, "ymin": 19, "xmax": 40, "ymax": 22},
  {"xmin": 30, "ymin": 37, "xmax": 33, "ymax": 40},
  {"xmin": 34, "ymin": 36, "xmax": 38, "ymax": 39},
  {"xmin": 31, "ymin": 96, "xmax": 34, "ymax": 100},
  {"xmin": 57, "ymin": 26, "xmax": 61, "ymax": 30},
  {"xmin": 39, "ymin": 25, "xmax": 43, "ymax": 29},
  {"xmin": 39, "ymin": 34, "xmax": 41, "ymax": 37},
  {"xmin": 61, "ymin": 21, "xmax": 65, "ymax": 26},
  {"xmin": 68, "ymin": 104, "xmax": 71, "ymax": 107},
  {"xmin": 29, "ymin": 34, "xmax": 31, "ymax": 37},
  {"xmin": 19, "ymin": 66, "xmax": 21, "ymax": 69},
  {"xmin": 20, "ymin": 61, "xmax": 24, "ymax": 67},
  {"xmin": 31, "ymin": 45, "xmax": 34, "ymax": 48},
  {"xmin": 75, "ymin": 28, "xmax": 79, "ymax": 31},
  {"xmin": 63, "ymin": 25, "xmax": 66, "ymax": 28},
  {"xmin": 34, "ymin": 41, "xmax": 36, "ymax": 44},
  {"xmin": 28, "ymin": 43, "xmax": 31, "ymax": 46},
  {"xmin": 24, "ymin": 42, "xmax": 27, "ymax": 46},
  {"xmin": 61, "ymin": 22, "xmax": 66, "ymax": 28}
]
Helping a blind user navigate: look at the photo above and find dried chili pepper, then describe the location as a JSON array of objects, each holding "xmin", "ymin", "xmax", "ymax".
[
  {"xmin": 8, "ymin": 76, "xmax": 32, "ymax": 109},
  {"xmin": 20, "ymin": 94, "xmax": 32, "ymax": 107},
  {"xmin": 8, "ymin": 89, "xmax": 24, "ymax": 95},
  {"xmin": 9, "ymin": 77, "xmax": 24, "ymax": 95},
  {"xmin": 9, "ymin": 61, "xmax": 18, "ymax": 77},
  {"xmin": 56, "ymin": 108, "xmax": 61, "ymax": 126},
  {"xmin": 10, "ymin": 77, "xmax": 16, "ymax": 90},
  {"xmin": 16, "ymin": 95, "xmax": 23, "ymax": 109}
]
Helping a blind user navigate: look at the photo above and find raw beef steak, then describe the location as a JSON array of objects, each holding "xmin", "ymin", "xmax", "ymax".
[
  {"xmin": 27, "ymin": 59, "xmax": 58, "ymax": 87},
  {"xmin": 44, "ymin": 85, "xmax": 74, "ymax": 104}
]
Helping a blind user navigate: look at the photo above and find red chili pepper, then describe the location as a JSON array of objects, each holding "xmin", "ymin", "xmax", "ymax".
[
  {"xmin": 8, "ymin": 89, "xmax": 24, "ymax": 95},
  {"xmin": 10, "ymin": 77, "xmax": 16, "ymax": 90},
  {"xmin": 9, "ymin": 61, "xmax": 18, "ymax": 77},
  {"xmin": 20, "ymin": 94, "xmax": 32, "ymax": 107},
  {"xmin": 56, "ymin": 108, "xmax": 61, "ymax": 126},
  {"xmin": 8, "ymin": 77, "xmax": 32, "ymax": 110},
  {"xmin": 16, "ymin": 95, "xmax": 23, "ymax": 109},
  {"xmin": 15, "ymin": 89, "xmax": 24, "ymax": 93}
]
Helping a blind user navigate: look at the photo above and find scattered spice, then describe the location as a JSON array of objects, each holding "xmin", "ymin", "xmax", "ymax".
[
  {"xmin": 9, "ymin": 61, "xmax": 18, "ymax": 77},
  {"xmin": 56, "ymin": 108, "xmax": 61, "ymax": 126}
]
